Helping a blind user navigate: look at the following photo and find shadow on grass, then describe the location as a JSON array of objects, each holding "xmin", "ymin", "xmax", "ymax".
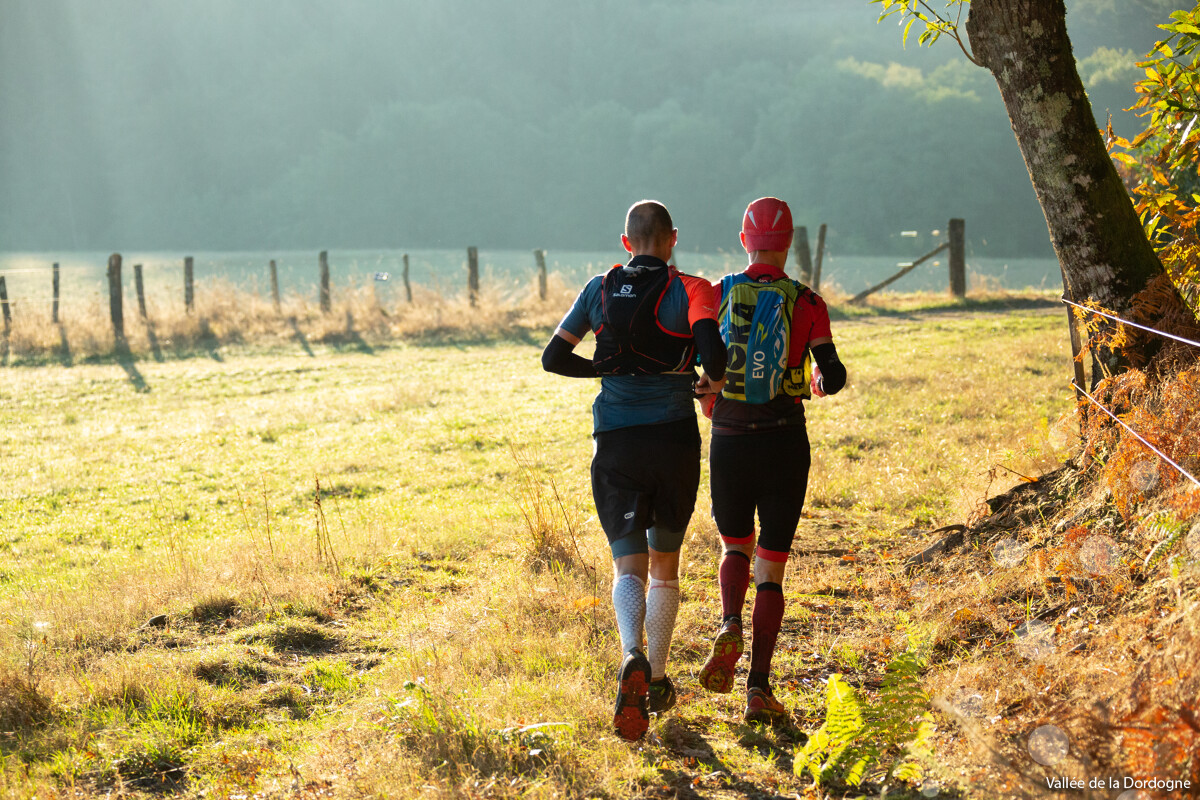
[
  {"xmin": 116, "ymin": 343, "xmax": 150, "ymax": 393},
  {"xmin": 830, "ymin": 294, "xmax": 1061, "ymax": 322},
  {"xmin": 407, "ymin": 326, "xmax": 546, "ymax": 349},
  {"xmin": 196, "ymin": 317, "xmax": 224, "ymax": 362},
  {"xmin": 144, "ymin": 319, "xmax": 165, "ymax": 363},
  {"xmin": 303, "ymin": 311, "xmax": 550, "ymax": 352},
  {"xmin": 288, "ymin": 316, "xmax": 316, "ymax": 358},
  {"xmin": 0, "ymin": 673, "xmax": 55, "ymax": 758},
  {"xmin": 323, "ymin": 311, "xmax": 376, "ymax": 355},
  {"xmin": 56, "ymin": 323, "xmax": 73, "ymax": 366},
  {"xmin": 653, "ymin": 715, "xmax": 804, "ymax": 799},
  {"xmin": 204, "ymin": 339, "xmax": 224, "ymax": 362}
]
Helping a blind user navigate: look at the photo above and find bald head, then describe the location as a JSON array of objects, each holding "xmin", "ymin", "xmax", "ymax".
[{"xmin": 624, "ymin": 200, "xmax": 675, "ymax": 252}]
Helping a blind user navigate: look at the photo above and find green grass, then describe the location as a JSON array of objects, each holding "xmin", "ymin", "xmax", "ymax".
[{"xmin": 0, "ymin": 302, "xmax": 1076, "ymax": 797}]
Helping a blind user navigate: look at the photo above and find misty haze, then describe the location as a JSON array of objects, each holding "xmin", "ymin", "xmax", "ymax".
[{"xmin": 1, "ymin": 0, "xmax": 1168, "ymax": 266}]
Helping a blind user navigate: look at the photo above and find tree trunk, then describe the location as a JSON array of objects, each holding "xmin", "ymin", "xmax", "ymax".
[{"xmin": 965, "ymin": 0, "xmax": 1164, "ymax": 315}]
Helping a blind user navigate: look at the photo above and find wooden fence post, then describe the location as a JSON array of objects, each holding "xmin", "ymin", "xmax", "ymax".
[
  {"xmin": 184, "ymin": 256, "xmax": 195, "ymax": 313},
  {"xmin": 849, "ymin": 242, "xmax": 949, "ymax": 304},
  {"xmin": 793, "ymin": 226, "xmax": 813, "ymax": 284},
  {"xmin": 1060, "ymin": 270, "xmax": 1089, "ymax": 401},
  {"xmin": 52, "ymin": 263, "xmax": 60, "ymax": 324},
  {"xmin": 1065, "ymin": 305, "xmax": 1088, "ymax": 401},
  {"xmin": 949, "ymin": 218, "xmax": 966, "ymax": 299},
  {"xmin": 812, "ymin": 223, "xmax": 827, "ymax": 292},
  {"xmin": 535, "ymin": 248, "xmax": 547, "ymax": 301},
  {"xmin": 269, "ymin": 259, "xmax": 281, "ymax": 313},
  {"xmin": 0, "ymin": 276, "xmax": 10, "ymax": 336},
  {"xmin": 134, "ymin": 263, "xmax": 147, "ymax": 319},
  {"xmin": 467, "ymin": 246, "xmax": 479, "ymax": 307},
  {"xmin": 108, "ymin": 253, "xmax": 125, "ymax": 344},
  {"xmin": 402, "ymin": 253, "xmax": 412, "ymax": 303},
  {"xmin": 319, "ymin": 250, "xmax": 331, "ymax": 313}
]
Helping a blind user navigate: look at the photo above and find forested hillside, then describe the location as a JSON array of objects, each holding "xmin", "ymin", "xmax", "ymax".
[{"xmin": 0, "ymin": 0, "xmax": 1179, "ymax": 254}]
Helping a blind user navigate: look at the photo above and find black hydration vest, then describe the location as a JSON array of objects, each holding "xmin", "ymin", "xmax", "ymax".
[{"xmin": 591, "ymin": 264, "xmax": 696, "ymax": 375}]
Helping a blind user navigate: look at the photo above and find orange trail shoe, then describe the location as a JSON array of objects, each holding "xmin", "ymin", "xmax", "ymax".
[
  {"xmin": 613, "ymin": 649, "xmax": 651, "ymax": 741},
  {"xmin": 745, "ymin": 686, "xmax": 788, "ymax": 725},
  {"xmin": 698, "ymin": 618, "xmax": 743, "ymax": 693}
]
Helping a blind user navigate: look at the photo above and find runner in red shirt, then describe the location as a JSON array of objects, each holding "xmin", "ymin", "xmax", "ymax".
[{"xmin": 695, "ymin": 197, "xmax": 847, "ymax": 724}]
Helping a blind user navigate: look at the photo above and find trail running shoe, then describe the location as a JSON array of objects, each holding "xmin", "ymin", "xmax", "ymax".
[
  {"xmin": 613, "ymin": 648, "xmax": 652, "ymax": 741},
  {"xmin": 647, "ymin": 676, "xmax": 677, "ymax": 714},
  {"xmin": 698, "ymin": 618, "xmax": 743, "ymax": 693},
  {"xmin": 745, "ymin": 686, "xmax": 788, "ymax": 725}
]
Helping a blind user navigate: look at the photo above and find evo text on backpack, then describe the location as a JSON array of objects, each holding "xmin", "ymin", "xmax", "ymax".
[{"xmin": 718, "ymin": 273, "xmax": 811, "ymax": 403}]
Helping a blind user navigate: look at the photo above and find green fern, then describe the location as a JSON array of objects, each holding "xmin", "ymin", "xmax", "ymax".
[
  {"xmin": 794, "ymin": 674, "xmax": 866, "ymax": 783},
  {"xmin": 794, "ymin": 633, "xmax": 934, "ymax": 787},
  {"xmin": 892, "ymin": 712, "xmax": 936, "ymax": 782},
  {"xmin": 1143, "ymin": 516, "xmax": 1184, "ymax": 571}
]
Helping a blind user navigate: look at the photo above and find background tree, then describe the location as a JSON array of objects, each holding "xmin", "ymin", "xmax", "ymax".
[
  {"xmin": 875, "ymin": 0, "xmax": 1181, "ymax": 333},
  {"xmin": 1112, "ymin": 5, "xmax": 1200, "ymax": 318},
  {"xmin": 0, "ymin": 1, "xmax": 1163, "ymax": 256}
]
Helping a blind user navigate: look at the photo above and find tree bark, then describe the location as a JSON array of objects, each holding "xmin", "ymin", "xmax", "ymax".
[{"xmin": 965, "ymin": 0, "xmax": 1164, "ymax": 315}]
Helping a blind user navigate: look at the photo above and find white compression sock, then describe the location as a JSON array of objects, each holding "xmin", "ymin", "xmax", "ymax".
[
  {"xmin": 645, "ymin": 578, "xmax": 680, "ymax": 680},
  {"xmin": 611, "ymin": 574, "xmax": 646, "ymax": 655}
]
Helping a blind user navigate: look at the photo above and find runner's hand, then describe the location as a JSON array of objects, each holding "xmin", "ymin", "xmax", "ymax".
[
  {"xmin": 810, "ymin": 365, "xmax": 826, "ymax": 398},
  {"xmin": 695, "ymin": 373, "xmax": 725, "ymax": 395}
]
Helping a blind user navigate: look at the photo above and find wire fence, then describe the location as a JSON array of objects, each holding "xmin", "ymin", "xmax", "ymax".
[
  {"xmin": 1062, "ymin": 296, "xmax": 1200, "ymax": 490},
  {"xmin": 1062, "ymin": 297, "xmax": 1200, "ymax": 350},
  {"xmin": 0, "ymin": 250, "xmax": 567, "ymax": 337}
]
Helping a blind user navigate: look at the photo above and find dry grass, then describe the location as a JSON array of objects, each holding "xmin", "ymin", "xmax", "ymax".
[
  {"xmin": 885, "ymin": 337, "xmax": 1200, "ymax": 794},
  {"xmin": 0, "ymin": 273, "xmax": 578, "ymax": 364},
  {"xmin": 1, "ymin": 297, "xmax": 1146, "ymax": 799}
]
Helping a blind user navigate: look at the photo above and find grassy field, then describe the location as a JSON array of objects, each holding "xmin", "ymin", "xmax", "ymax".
[{"xmin": 0, "ymin": 296, "xmax": 1078, "ymax": 798}]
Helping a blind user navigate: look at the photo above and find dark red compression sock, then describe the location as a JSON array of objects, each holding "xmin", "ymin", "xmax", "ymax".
[
  {"xmin": 719, "ymin": 550, "xmax": 751, "ymax": 621},
  {"xmin": 750, "ymin": 582, "xmax": 785, "ymax": 677}
]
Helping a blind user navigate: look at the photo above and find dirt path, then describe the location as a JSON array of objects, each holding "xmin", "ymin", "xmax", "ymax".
[{"xmin": 621, "ymin": 512, "xmax": 935, "ymax": 800}]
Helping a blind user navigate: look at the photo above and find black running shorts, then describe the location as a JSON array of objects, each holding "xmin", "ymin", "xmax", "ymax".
[
  {"xmin": 709, "ymin": 425, "xmax": 810, "ymax": 560},
  {"xmin": 591, "ymin": 417, "xmax": 701, "ymax": 556}
]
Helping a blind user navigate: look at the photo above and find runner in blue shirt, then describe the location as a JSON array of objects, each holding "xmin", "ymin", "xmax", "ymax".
[{"xmin": 542, "ymin": 200, "xmax": 727, "ymax": 741}]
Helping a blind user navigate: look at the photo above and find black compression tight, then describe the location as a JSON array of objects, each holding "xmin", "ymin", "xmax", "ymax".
[{"xmin": 709, "ymin": 426, "xmax": 810, "ymax": 558}]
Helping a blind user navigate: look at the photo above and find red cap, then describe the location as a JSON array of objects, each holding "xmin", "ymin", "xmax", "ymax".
[{"xmin": 741, "ymin": 197, "xmax": 793, "ymax": 252}]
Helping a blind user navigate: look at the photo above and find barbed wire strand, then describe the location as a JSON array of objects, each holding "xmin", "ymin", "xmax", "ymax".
[
  {"xmin": 0, "ymin": 265, "xmax": 116, "ymax": 274},
  {"xmin": 1062, "ymin": 296, "xmax": 1200, "ymax": 350},
  {"xmin": 1073, "ymin": 381, "xmax": 1200, "ymax": 489}
]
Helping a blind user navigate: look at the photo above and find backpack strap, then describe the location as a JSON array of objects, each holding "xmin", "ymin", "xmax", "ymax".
[{"xmin": 653, "ymin": 267, "xmax": 692, "ymax": 339}]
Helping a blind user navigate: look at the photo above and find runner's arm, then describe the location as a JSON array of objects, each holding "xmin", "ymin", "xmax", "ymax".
[
  {"xmin": 802, "ymin": 294, "xmax": 845, "ymax": 396},
  {"xmin": 683, "ymin": 277, "xmax": 725, "ymax": 381},
  {"xmin": 810, "ymin": 339, "xmax": 846, "ymax": 395},
  {"xmin": 543, "ymin": 282, "xmax": 601, "ymax": 378},
  {"xmin": 692, "ymin": 319, "xmax": 726, "ymax": 381},
  {"xmin": 541, "ymin": 328, "xmax": 599, "ymax": 378}
]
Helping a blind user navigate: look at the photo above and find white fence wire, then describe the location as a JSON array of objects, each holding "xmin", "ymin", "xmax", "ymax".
[{"xmin": 1063, "ymin": 296, "xmax": 1200, "ymax": 490}]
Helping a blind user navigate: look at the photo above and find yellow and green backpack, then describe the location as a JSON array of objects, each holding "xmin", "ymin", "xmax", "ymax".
[{"xmin": 718, "ymin": 274, "xmax": 812, "ymax": 403}]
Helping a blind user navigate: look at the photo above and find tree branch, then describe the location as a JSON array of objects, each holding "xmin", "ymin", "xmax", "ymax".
[
  {"xmin": 914, "ymin": 0, "xmax": 983, "ymax": 66},
  {"xmin": 951, "ymin": 2, "xmax": 983, "ymax": 66}
]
